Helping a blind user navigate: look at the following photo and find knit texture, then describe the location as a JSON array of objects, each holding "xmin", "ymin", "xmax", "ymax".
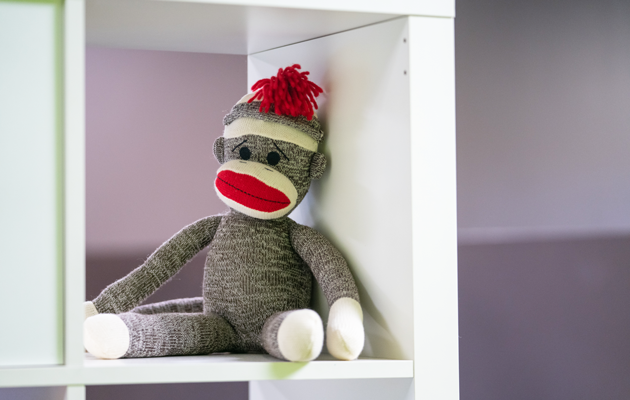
[
  {"xmin": 120, "ymin": 312, "xmax": 237, "ymax": 358},
  {"xmin": 131, "ymin": 297, "xmax": 204, "ymax": 315},
  {"xmin": 91, "ymin": 211, "xmax": 359, "ymax": 358},
  {"xmin": 223, "ymin": 102, "xmax": 324, "ymax": 143},
  {"xmin": 204, "ymin": 211, "xmax": 313, "ymax": 352},
  {"xmin": 223, "ymin": 118, "xmax": 318, "ymax": 152},
  {"xmin": 92, "ymin": 216, "xmax": 222, "ymax": 314},
  {"xmin": 221, "ymin": 135, "xmax": 313, "ymax": 208},
  {"xmin": 288, "ymin": 221, "xmax": 360, "ymax": 306}
]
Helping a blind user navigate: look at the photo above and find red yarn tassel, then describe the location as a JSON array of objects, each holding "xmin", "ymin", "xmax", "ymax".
[{"xmin": 248, "ymin": 64, "xmax": 323, "ymax": 120}]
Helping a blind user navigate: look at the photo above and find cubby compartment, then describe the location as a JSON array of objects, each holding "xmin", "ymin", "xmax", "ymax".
[{"xmin": 0, "ymin": 1, "xmax": 457, "ymax": 399}]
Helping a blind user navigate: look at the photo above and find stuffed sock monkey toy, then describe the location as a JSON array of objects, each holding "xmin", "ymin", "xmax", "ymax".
[{"xmin": 83, "ymin": 65, "xmax": 365, "ymax": 362}]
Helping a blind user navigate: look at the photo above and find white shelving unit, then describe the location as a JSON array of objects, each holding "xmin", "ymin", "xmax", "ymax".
[{"xmin": 0, "ymin": 1, "xmax": 458, "ymax": 399}]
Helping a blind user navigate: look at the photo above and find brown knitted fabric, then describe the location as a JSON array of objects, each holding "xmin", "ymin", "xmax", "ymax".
[
  {"xmin": 92, "ymin": 216, "xmax": 222, "ymax": 314},
  {"xmin": 204, "ymin": 211, "xmax": 313, "ymax": 352},
  {"xmin": 131, "ymin": 297, "xmax": 204, "ymax": 315},
  {"xmin": 288, "ymin": 220, "xmax": 360, "ymax": 306},
  {"xmin": 223, "ymin": 101, "xmax": 324, "ymax": 143},
  {"xmin": 120, "ymin": 312, "xmax": 237, "ymax": 358},
  {"xmin": 91, "ymin": 210, "xmax": 359, "ymax": 358},
  {"xmin": 221, "ymin": 135, "xmax": 314, "ymax": 206}
]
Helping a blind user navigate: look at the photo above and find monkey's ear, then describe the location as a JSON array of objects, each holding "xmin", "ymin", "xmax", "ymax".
[
  {"xmin": 310, "ymin": 152, "xmax": 327, "ymax": 180},
  {"xmin": 213, "ymin": 137, "xmax": 225, "ymax": 164}
]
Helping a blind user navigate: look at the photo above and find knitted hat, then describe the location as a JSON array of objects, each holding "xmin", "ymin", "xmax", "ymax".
[{"xmin": 222, "ymin": 64, "xmax": 324, "ymax": 152}]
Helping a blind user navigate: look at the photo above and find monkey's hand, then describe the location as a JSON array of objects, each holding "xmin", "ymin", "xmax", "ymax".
[
  {"xmin": 84, "ymin": 301, "xmax": 99, "ymax": 320},
  {"xmin": 326, "ymin": 297, "xmax": 364, "ymax": 360}
]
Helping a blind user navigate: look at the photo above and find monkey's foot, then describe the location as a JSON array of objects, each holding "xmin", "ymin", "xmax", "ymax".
[
  {"xmin": 84, "ymin": 314, "xmax": 130, "ymax": 359},
  {"xmin": 277, "ymin": 309, "xmax": 324, "ymax": 362}
]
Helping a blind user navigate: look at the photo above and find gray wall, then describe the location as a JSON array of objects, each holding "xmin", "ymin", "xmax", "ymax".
[
  {"xmin": 86, "ymin": 47, "xmax": 240, "ymax": 254},
  {"xmin": 458, "ymin": 237, "xmax": 630, "ymax": 400},
  {"xmin": 456, "ymin": 0, "xmax": 630, "ymax": 399},
  {"xmin": 457, "ymin": 0, "xmax": 630, "ymax": 242}
]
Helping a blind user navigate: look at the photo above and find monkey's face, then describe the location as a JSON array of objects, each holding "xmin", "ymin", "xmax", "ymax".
[{"xmin": 213, "ymin": 134, "xmax": 326, "ymax": 220}]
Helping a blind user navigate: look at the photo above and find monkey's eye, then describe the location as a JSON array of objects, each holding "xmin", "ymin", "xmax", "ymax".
[
  {"xmin": 267, "ymin": 151, "xmax": 281, "ymax": 166},
  {"xmin": 239, "ymin": 147, "xmax": 251, "ymax": 160}
]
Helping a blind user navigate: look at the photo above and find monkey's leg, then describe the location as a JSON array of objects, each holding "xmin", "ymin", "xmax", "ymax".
[
  {"xmin": 131, "ymin": 297, "xmax": 204, "ymax": 315},
  {"xmin": 261, "ymin": 309, "xmax": 324, "ymax": 362},
  {"xmin": 84, "ymin": 312, "xmax": 237, "ymax": 359}
]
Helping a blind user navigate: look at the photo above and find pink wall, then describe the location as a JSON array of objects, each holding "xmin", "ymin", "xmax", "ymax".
[
  {"xmin": 86, "ymin": 46, "xmax": 246, "ymax": 254},
  {"xmin": 456, "ymin": 0, "xmax": 630, "ymax": 241}
]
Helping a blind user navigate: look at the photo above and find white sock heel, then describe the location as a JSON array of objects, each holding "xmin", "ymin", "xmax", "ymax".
[
  {"xmin": 84, "ymin": 314, "xmax": 130, "ymax": 359},
  {"xmin": 277, "ymin": 309, "xmax": 324, "ymax": 362}
]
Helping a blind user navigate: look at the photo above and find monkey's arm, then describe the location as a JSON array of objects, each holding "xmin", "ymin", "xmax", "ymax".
[
  {"xmin": 289, "ymin": 221, "xmax": 364, "ymax": 361},
  {"xmin": 87, "ymin": 216, "xmax": 222, "ymax": 315}
]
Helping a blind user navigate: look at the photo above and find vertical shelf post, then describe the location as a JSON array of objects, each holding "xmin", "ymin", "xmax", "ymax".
[
  {"xmin": 63, "ymin": 0, "xmax": 86, "ymax": 372},
  {"xmin": 64, "ymin": 0, "xmax": 86, "ymax": 396},
  {"xmin": 409, "ymin": 15, "xmax": 459, "ymax": 400},
  {"xmin": 64, "ymin": 385, "xmax": 86, "ymax": 400}
]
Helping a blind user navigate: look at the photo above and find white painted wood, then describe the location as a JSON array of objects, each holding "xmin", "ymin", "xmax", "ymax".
[
  {"xmin": 64, "ymin": 385, "xmax": 85, "ymax": 400},
  {"xmin": 409, "ymin": 16, "xmax": 459, "ymax": 400},
  {"xmin": 0, "ymin": 354, "xmax": 412, "ymax": 387},
  {"xmin": 63, "ymin": 0, "xmax": 86, "ymax": 368},
  {"xmin": 249, "ymin": 17, "xmax": 414, "ymax": 362},
  {"xmin": 250, "ymin": 378, "xmax": 414, "ymax": 400},
  {"xmin": 0, "ymin": 0, "xmax": 62, "ymax": 367},
  {"xmin": 164, "ymin": 0, "xmax": 454, "ymax": 18},
  {"xmin": 86, "ymin": 0, "xmax": 401, "ymax": 54}
]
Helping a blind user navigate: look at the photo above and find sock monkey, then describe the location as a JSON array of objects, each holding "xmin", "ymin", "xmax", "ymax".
[{"xmin": 83, "ymin": 65, "xmax": 365, "ymax": 362}]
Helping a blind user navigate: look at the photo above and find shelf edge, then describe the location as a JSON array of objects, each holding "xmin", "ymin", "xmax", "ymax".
[{"xmin": 0, "ymin": 359, "xmax": 413, "ymax": 388}]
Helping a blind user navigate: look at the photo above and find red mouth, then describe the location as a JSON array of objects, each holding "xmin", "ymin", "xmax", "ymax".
[{"xmin": 215, "ymin": 170, "xmax": 291, "ymax": 213}]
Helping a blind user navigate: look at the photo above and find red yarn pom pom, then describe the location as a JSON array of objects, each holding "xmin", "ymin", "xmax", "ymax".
[{"xmin": 248, "ymin": 64, "xmax": 323, "ymax": 121}]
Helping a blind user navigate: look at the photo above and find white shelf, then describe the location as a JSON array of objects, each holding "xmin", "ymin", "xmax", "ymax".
[
  {"xmin": 87, "ymin": 0, "xmax": 395, "ymax": 54},
  {"xmin": 86, "ymin": 0, "xmax": 454, "ymax": 55},
  {"xmin": 0, "ymin": 354, "xmax": 412, "ymax": 388}
]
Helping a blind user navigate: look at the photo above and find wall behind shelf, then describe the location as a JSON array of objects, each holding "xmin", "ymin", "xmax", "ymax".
[
  {"xmin": 86, "ymin": 46, "xmax": 244, "ymax": 255},
  {"xmin": 456, "ymin": 0, "xmax": 630, "ymax": 243},
  {"xmin": 86, "ymin": 46, "xmax": 248, "ymax": 400},
  {"xmin": 455, "ymin": 0, "xmax": 630, "ymax": 399}
]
